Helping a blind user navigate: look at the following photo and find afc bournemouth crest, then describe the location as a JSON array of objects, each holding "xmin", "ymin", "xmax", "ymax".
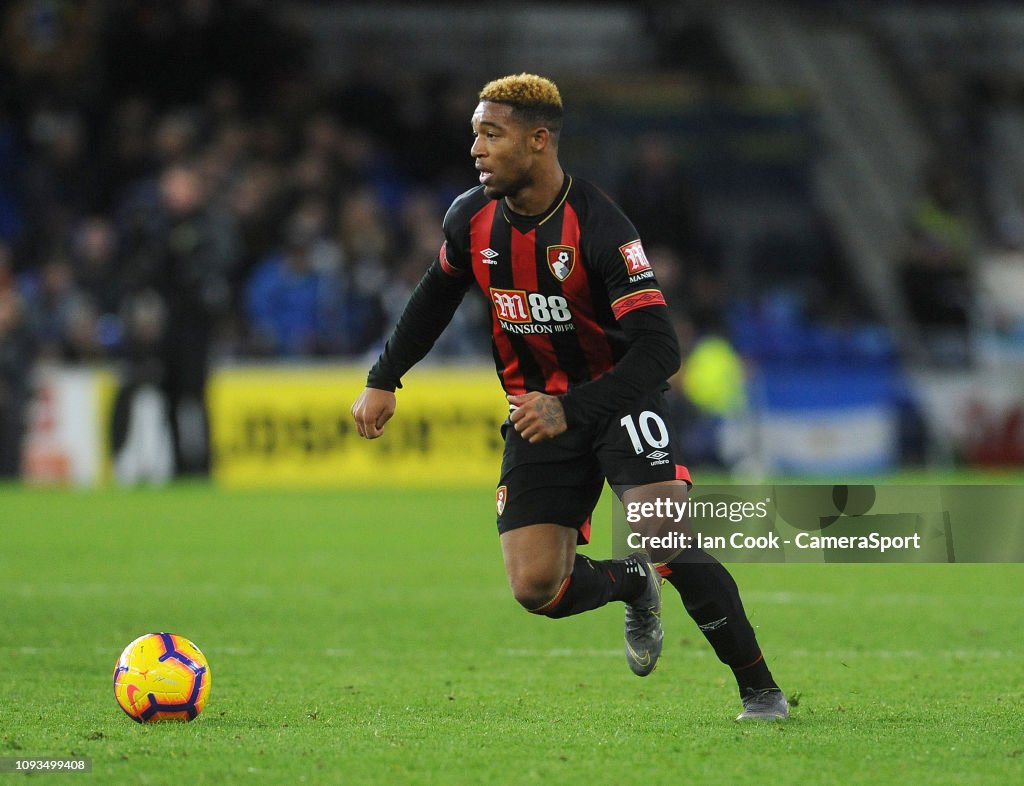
[
  {"xmin": 546, "ymin": 245, "xmax": 576, "ymax": 282},
  {"xmin": 496, "ymin": 485, "xmax": 508, "ymax": 516}
]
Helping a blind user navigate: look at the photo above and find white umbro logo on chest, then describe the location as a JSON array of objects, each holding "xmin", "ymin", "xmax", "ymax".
[{"xmin": 480, "ymin": 248, "xmax": 499, "ymax": 264}]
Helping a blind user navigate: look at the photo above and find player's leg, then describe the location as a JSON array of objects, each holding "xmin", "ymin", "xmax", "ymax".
[
  {"xmin": 603, "ymin": 393, "xmax": 788, "ymax": 718},
  {"xmin": 496, "ymin": 423, "xmax": 651, "ymax": 621},
  {"xmin": 621, "ymin": 479, "xmax": 785, "ymax": 716},
  {"xmin": 663, "ymin": 549, "xmax": 788, "ymax": 720},
  {"xmin": 500, "ymin": 523, "xmax": 649, "ymax": 617},
  {"xmin": 500, "ymin": 523, "xmax": 576, "ymax": 611}
]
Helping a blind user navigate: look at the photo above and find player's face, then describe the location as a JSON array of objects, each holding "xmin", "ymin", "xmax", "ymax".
[{"xmin": 470, "ymin": 101, "xmax": 534, "ymax": 200}]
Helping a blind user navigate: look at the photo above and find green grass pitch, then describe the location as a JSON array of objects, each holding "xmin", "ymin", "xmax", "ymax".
[{"xmin": 1, "ymin": 484, "xmax": 1022, "ymax": 785}]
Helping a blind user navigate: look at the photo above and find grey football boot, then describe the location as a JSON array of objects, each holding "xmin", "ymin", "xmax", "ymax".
[
  {"xmin": 623, "ymin": 552, "xmax": 663, "ymax": 676},
  {"xmin": 735, "ymin": 688, "xmax": 790, "ymax": 721}
]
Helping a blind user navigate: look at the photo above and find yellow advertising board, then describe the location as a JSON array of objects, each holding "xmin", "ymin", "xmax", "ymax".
[{"xmin": 207, "ymin": 365, "xmax": 507, "ymax": 488}]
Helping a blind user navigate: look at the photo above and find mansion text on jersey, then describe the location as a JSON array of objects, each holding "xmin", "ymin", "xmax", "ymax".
[{"xmin": 499, "ymin": 320, "xmax": 578, "ymax": 334}]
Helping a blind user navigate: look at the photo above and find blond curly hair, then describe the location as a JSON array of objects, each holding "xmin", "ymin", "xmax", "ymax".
[
  {"xmin": 479, "ymin": 73, "xmax": 563, "ymax": 137},
  {"xmin": 479, "ymin": 73, "xmax": 562, "ymax": 108}
]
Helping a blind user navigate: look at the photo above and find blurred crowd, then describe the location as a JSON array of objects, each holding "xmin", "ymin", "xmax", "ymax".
[
  {"xmin": 0, "ymin": 1, "xmax": 507, "ymax": 475},
  {"xmin": 0, "ymin": 0, "xmax": 494, "ymax": 365}
]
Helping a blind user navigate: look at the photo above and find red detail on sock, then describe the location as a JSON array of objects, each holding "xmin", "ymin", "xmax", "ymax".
[
  {"xmin": 655, "ymin": 564, "xmax": 672, "ymax": 578},
  {"xmin": 528, "ymin": 575, "xmax": 572, "ymax": 614},
  {"xmin": 733, "ymin": 652, "xmax": 765, "ymax": 671},
  {"xmin": 675, "ymin": 464, "xmax": 692, "ymax": 485},
  {"xmin": 607, "ymin": 570, "xmax": 616, "ymax": 583}
]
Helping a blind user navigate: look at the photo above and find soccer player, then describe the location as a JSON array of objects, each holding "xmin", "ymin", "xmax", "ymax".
[{"xmin": 351, "ymin": 74, "xmax": 788, "ymax": 721}]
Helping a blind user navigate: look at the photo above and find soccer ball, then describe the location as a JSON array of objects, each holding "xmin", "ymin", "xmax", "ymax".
[{"xmin": 113, "ymin": 633, "xmax": 211, "ymax": 722}]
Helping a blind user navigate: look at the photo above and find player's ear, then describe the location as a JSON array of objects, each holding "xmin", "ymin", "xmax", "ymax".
[{"xmin": 530, "ymin": 127, "xmax": 551, "ymax": 152}]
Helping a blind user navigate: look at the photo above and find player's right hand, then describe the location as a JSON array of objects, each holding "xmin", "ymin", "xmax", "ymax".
[{"xmin": 351, "ymin": 387, "xmax": 396, "ymax": 439}]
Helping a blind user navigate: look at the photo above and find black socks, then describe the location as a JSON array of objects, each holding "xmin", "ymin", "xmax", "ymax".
[
  {"xmin": 532, "ymin": 554, "xmax": 647, "ymax": 619},
  {"xmin": 660, "ymin": 548, "xmax": 779, "ymax": 693}
]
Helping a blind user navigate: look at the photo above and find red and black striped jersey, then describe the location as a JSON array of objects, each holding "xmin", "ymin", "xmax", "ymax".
[{"xmin": 440, "ymin": 175, "xmax": 667, "ymax": 397}]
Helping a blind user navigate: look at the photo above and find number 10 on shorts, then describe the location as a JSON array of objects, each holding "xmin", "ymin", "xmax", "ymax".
[{"xmin": 620, "ymin": 411, "xmax": 670, "ymax": 454}]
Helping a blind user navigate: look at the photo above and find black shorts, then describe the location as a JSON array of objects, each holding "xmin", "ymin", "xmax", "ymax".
[{"xmin": 495, "ymin": 390, "xmax": 691, "ymax": 544}]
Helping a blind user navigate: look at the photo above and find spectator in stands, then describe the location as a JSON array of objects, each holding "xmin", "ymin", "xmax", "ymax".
[
  {"xmin": 71, "ymin": 215, "xmax": 122, "ymax": 318},
  {"xmin": 18, "ymin": 253, "xmax": 83, "ymax": 361},
  {"xmin": 247, "ymin": 197, "xmax": 386, "ymax": 357},
  {"xmin": 152, "ymin": 110, "xmax": 201, "ymax": 168},
  {"xmin": 291, "ymin": 112, "xmax": 348, "ymax": 204},
  {"xmin": 62, "ymin": 291, "xmax": 105, "ymax": 363},
  {"xmin": 227, "ymin": 159, "xmax": 288, "ymax": 285},
  {"xmin": 336, "ymin": 188, "xmax": 393, "ymax": 326},
  {"xmin": 244, "ymin": 204, "xmax": 345, "ymax": 357}
]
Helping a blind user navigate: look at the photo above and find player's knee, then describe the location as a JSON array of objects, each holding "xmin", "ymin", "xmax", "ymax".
[{"xmin": 508, "ymin": 570, "xmax": 569, "ymax": 613}]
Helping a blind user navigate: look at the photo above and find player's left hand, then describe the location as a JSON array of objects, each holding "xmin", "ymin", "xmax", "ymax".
[{"xmin": 507, "ymin": 392, "xmax": 567, "ymax": 443}]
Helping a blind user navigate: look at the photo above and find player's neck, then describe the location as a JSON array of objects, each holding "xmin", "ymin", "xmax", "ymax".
[{"xmin": 504, "ymin": 165, "xmax": 564, "ymax": 217}]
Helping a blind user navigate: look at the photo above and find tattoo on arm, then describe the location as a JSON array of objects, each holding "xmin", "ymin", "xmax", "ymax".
[{"xmin": 536, "ymin": 397, "xmax": 565, "ymax": 430}]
